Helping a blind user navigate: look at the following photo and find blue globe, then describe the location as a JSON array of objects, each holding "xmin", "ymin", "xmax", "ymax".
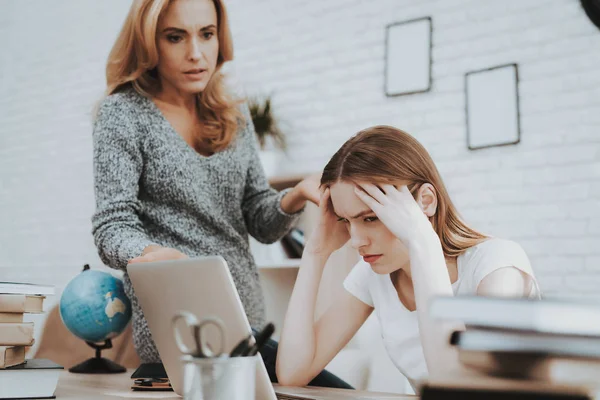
[{"xmin": 59, "ymin": 269, "xmax": 132, "ymax": 343}]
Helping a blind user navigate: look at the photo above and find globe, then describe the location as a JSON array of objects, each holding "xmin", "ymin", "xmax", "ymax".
[{"xmin": 60, "ymin": 268, "xmax": 132, "ymax": 343}]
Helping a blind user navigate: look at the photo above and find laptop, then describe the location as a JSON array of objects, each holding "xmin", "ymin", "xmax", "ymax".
[{"xmin": 128, "ymin": 256, "xmax": 411, "ymax": 400}]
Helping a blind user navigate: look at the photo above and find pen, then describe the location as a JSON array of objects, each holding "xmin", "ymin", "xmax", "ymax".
[
  {"xmin": 242, "ymin": 323, "xmax": 275, "ymax": 357},
  {"xmin": 229, "ymin": 333, "xmax": 254, "ymax": 357}
]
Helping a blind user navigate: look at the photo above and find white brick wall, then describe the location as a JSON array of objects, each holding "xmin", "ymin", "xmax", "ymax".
[
  {"xmin": 225, "ymin": 0, "xmax": 600, "ymax": 299},
  {"xmin": 0, "ymin": 0, "xmax": 599, "ymax": 355},
  {"xmin": 0, "ymin": 0, "xmax": 134, "ymax": 353}
]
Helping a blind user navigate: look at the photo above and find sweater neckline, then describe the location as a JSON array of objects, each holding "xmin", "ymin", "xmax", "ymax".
[{"xmin": 141, "ymin": 92, "xmax": 228, "ymax": 161}]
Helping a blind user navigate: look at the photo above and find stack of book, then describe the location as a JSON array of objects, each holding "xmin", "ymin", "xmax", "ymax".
[
  {"xmin": 281, "ymin": 227, "xmax": 305, "ymax": 259},
  {"xmin": 423, "ymin": 296, "xmax": 600, "ymax": 399},
  {"xmin": 0, "ymin": 281, "xmax": 63, "ymax": 399}
]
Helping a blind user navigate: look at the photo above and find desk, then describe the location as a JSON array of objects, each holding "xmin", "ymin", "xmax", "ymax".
[
  {"xmin": 54, "ymin": 370, "xmax": 178, "ymax": 399},
  {"xmin": 54, "ymin": 369, "xmax": 416, "ymax": 399}
]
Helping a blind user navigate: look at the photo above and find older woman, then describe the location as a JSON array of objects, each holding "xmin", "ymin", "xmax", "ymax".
[{"xmin": 91, "ymin": 0, "xmax": 349, "ymax": 388}]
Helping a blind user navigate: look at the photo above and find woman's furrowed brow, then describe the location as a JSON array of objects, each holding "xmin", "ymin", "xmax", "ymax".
[
  {"xmin": 335, "ymin": 209, "xmax": 373, "ymax": 219},
  {"xmin": 350, "ymin": 209, "xmax": 374, "ymax": 219}
]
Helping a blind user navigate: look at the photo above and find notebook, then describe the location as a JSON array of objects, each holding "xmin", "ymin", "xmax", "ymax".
[{"xmin": 0, "ymin": 359, "xmax": 63, "ymax": 399}]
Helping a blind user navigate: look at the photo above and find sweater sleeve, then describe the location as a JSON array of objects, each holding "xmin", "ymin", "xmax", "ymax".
[
  {"xmin": 91, "ymin": 95, "xmax": 157, "ymax": 270},
  {"xmin": 239, "ymin": 103, "xmax": 303, "ymax": 243}
]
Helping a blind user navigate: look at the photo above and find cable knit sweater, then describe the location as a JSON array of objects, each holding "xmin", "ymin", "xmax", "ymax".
[{"xmin": 91, "ymin": 87, "xmax": 300, "ymax": 362}]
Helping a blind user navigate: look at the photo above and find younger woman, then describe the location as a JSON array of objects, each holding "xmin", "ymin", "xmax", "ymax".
[{"xmin": 277, "ymin": 126, "xmax": 540, "ymax": 391}]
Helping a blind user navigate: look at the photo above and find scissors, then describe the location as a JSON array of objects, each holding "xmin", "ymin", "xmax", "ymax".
[{"xmin": 171, "ymin": 311, "xmax": 226, "ymax": 358}]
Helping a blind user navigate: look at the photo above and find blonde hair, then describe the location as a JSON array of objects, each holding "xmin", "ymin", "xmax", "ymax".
[
  {"xmin": 104, "ymin": 0, "xmax": 242, "ymax": 152},
  {"xmin": 321, "ymin": 126, "xmax": 488, "ymax": 258}
]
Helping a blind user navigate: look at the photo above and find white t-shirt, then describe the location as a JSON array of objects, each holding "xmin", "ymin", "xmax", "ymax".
[{"xmin": 343, "ymin": 238, "xmax": 540, "ymax": 389}]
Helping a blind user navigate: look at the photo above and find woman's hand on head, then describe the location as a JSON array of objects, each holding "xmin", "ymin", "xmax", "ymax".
[
  {"xmin": 280, "ymin": 173, "xmax": 321, "ymax": 214},
  {"xmin": 354, "ymin": 183, "xmax": 435, "ymax": 247},
  {"xmin": 295, "ymin": 173, "xmax": 321, "ymax": 205},
  {"xmin": 128, "ymin": 245, "xmax": 188, "ymax": 264},
  {"xmin": 305, "ymin": 188, "xmax": 350, "ymax": 255}
]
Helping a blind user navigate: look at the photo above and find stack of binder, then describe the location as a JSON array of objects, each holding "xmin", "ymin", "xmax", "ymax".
[{"xmin": 422, "ymin": 296, "xmax": 600, "ymax": 399}]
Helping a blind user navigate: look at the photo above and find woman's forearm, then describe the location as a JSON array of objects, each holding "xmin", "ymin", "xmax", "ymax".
[
  {"xmin": 280, "ymin": 186, "xmax": 307, "ymax": 214},
  {"xmin": 410, "ymin": 233, "xmax": 462, "ymax": 377},
  {"xmin": 277, "ymin": 250, "xmax": 330, "ymax": 383}
]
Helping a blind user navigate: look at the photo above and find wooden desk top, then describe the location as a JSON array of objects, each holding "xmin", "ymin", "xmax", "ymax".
[
  {"xmin": 55, "ymin": 369, "xmax": 179, "ymax": 399},
  {"xmin": 55, "ymin": 369, "xmax": 416, "ymax": 399}
]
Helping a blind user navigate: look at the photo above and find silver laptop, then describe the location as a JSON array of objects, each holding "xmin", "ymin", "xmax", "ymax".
[{"xmin": 128, "ymin": 256, "xmax": 411, "ymax": 400}]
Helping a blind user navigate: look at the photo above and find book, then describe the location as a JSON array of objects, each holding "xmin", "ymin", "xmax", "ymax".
[
  {"xmin": 0, "ymin": 282, "xmax": 54, "ymax": 296},
  {"xmin": 421, "ymin": 384, "xmax": 592, "ymax": 400},
  {"xmin": 0, "ymin": 295, "xmax": 45, "ymax": 313},
  {"xmin": 0, "ymin": 313, "xmax": 23, "ymax": 323},
  {"xmin": 280, "ymin": 228, "xmax": 305, "ymax": 259},
  {"xmin": 0, "ymin": 346, "xmax": 25, "ymax": 369},
  {"xmin": 450, "ymin": 328, "xmax": 600, "ymax": 359},
  {"xmin": 288, "ymin": 228, "xmax": 305, "ymax": 247},
  {"xmin": 422, "ymin": 370, "xmax": 596, "ymax": 400},
  {"xmin": 0, "ymin": 358, "xmax": 63, "ymax": 399},
  {"xmin": 0, "ymin": 322, "xmax": 35, "ymax": 346},
  {"xmin": 458, "ymin": 350, "xmax": 600, "ymax": 386},
  {"xmin": 281, "ymin": 235, "xmax": 302, "ymax": 259},
  {"xmin": 429, "ymin": 296, "xmax": 600, "ymax": 336}
]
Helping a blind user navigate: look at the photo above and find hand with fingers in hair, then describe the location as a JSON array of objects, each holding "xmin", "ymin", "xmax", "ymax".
[
  {"xmin": 353, "ymin": 183, "xmax": 437, "ymax": 247},
  {"xmin": 305, "ymin": 188, "xmax": 351, "ymax": 256}
]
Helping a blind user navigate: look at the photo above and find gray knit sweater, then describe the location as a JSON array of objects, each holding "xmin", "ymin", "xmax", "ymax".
[{"xmin": 91, "ymin": 87, "xmax": 300, "ymax": 363}]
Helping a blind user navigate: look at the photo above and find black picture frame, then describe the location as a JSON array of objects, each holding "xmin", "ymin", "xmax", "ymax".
[
  {"xmin": 384, "ymin": 16, "xmax": 433, "ymax": 97},
  {"xmin": 581, "ymin": 0, "xmax": 600, "ymax": 30},
  {"xmin": 465, "ymin": 63, "xmax": 522, "ymax": 151}
]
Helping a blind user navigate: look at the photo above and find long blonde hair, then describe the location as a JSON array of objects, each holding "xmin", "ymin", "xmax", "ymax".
[
  {"xmin": 321, "ymin": 126, "xmax": 487, "ymax": 258},
  {"xmin": 105, "ymin": 0, "xmax": 242, "ymax": 152}
]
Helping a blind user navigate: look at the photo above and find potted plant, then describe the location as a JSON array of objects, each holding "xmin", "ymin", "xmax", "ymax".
[{"xmin": 247, "ymin": 96, "xmax": 286, "ymax": 177}]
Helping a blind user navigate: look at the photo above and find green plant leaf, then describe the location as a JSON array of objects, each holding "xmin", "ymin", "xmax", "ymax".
[{"xmin": 247, "ymin": 95, "xmax": 286, "ymax": 150}]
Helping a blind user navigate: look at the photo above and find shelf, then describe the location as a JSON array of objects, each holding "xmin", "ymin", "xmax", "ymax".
[{"xmin": 257, "ymin": 259, "xmax": 301, "ymax": 270}]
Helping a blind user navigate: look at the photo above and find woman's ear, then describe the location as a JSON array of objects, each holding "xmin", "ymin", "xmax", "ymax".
[{"xmin": 416, "ymin": 183, "xmax": 437, "ymax": 217}]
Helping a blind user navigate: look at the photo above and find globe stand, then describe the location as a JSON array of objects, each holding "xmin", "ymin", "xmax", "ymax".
[{"xmin": 69, "ymin": 339, "xmax": 126, "ymax": 374}]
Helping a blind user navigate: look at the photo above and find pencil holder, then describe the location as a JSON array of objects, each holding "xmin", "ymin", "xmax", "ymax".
[{"xmin": 181, "ymin": 354, "xmax": 257, "ymax": 400}]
